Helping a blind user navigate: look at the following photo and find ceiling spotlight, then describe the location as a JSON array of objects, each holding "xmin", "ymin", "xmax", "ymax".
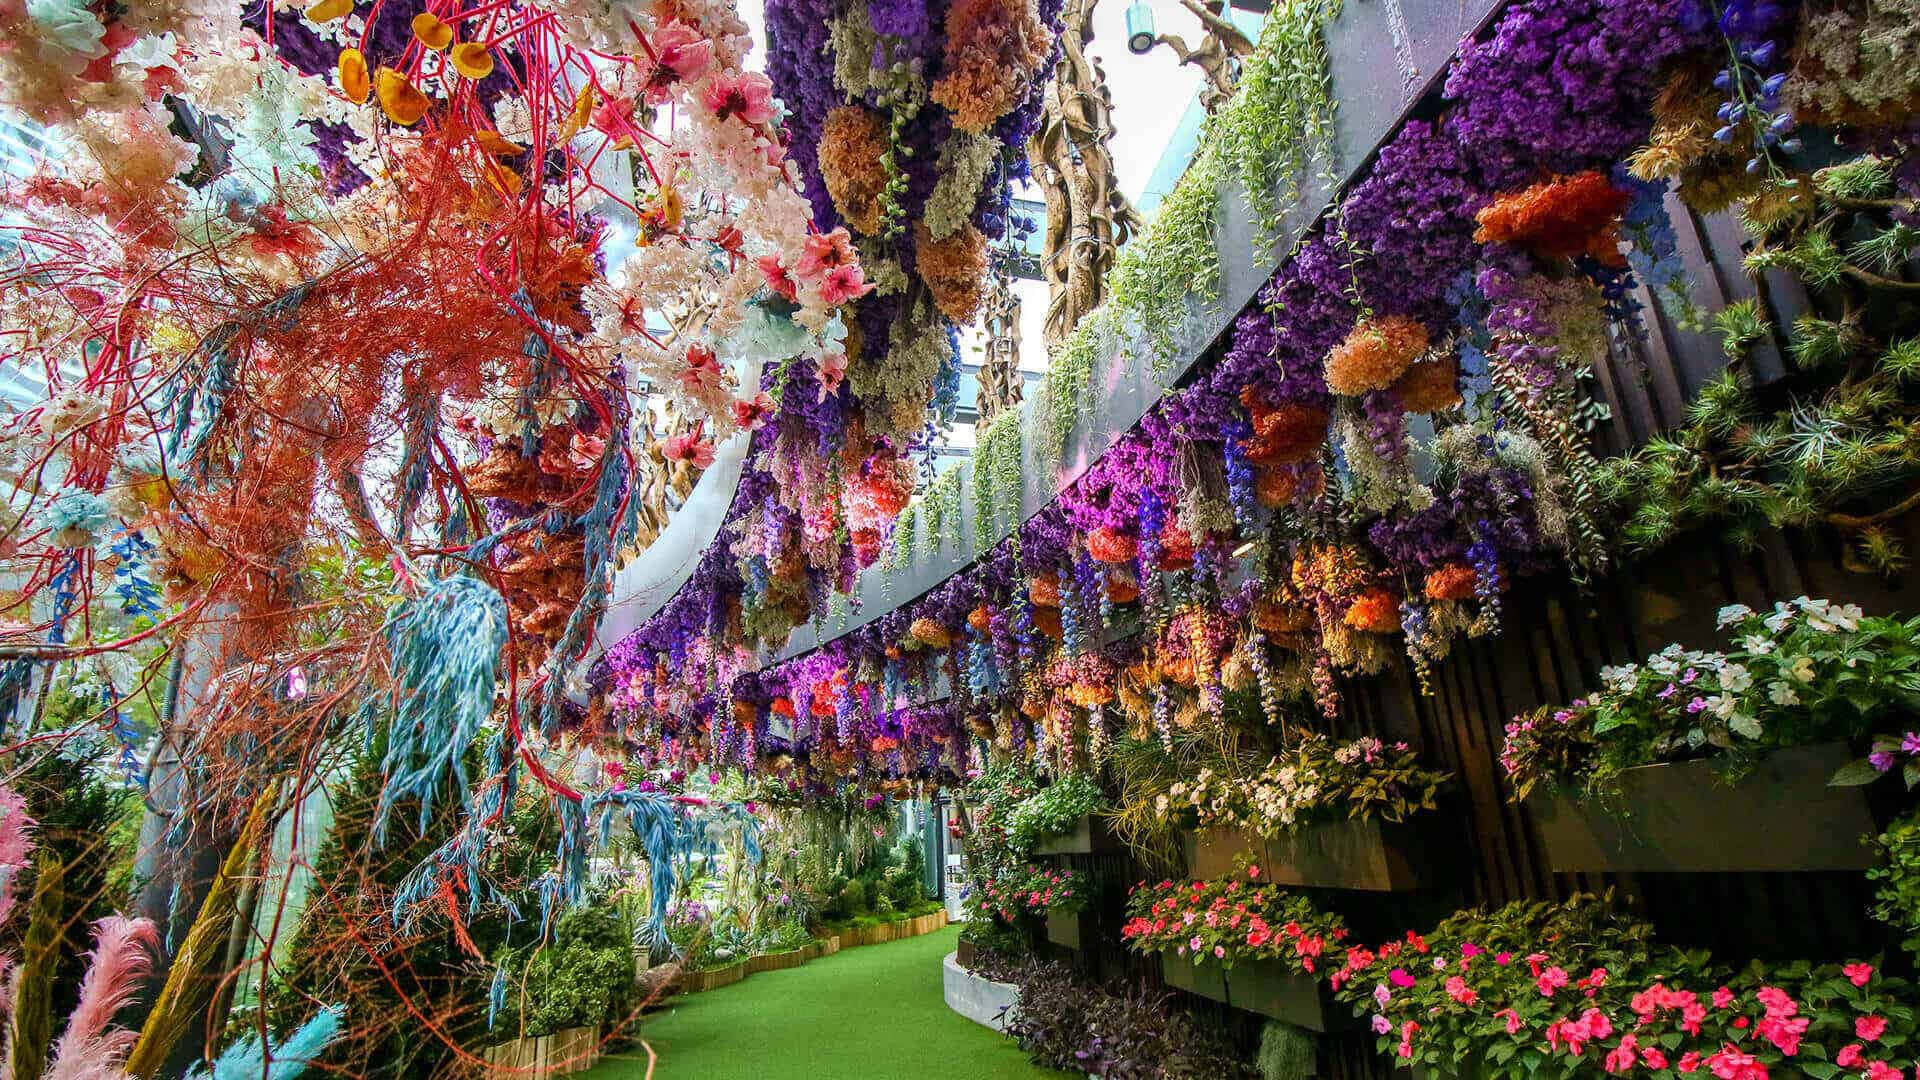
[
  {"xmin": 1125, "ymin": 0, "xmax": 1156, "ymax": 53},
  {"xmin": 1231, "ymin": 540, "xmax": 1256, "ymax": 558}
]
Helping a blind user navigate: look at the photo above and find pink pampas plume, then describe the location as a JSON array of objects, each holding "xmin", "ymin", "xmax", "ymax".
[
  {"xmin": 0, "ymin": 785, "xmax": 35, "ymax": 928},
  {"xmin": 44, "ymin": 915, "xmax": 158, "ymax": 1080}
]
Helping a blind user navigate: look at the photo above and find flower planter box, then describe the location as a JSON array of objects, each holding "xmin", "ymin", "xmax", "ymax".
[
  {"xmin": 679, "ymin": 960, "xmax": 748, "ymax": 994},
  {"xmin": 1045, "ymin": 910, "xmax": 1082, "ymax": 950},
  {"xmin": 1184, "ymin": 817, "xmax": 1424, "ymax": 890},
  {"xmin": 482, "ymin": 1025, "xmax": 601, "ymax": 1078},
  {"xmin": 1223, "ymin": 959, "xmax": 1356, "ymax": 1033},
  {"xmin": 1531, "ymin": 742, "xmax": 1879, "ymax": 873},
  {"xmin": 1034, "ymin": 815, "xmax": 1124, "ymax": 856},
  {"xmin": 1160, "ymin": 953, "xmax": 1229, "ymax": 1004}
]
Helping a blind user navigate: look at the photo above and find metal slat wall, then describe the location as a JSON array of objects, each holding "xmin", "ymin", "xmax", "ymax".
[{"xmin": 1039, "ymin": 194, "xmax": 1917, "ymax": 1073}]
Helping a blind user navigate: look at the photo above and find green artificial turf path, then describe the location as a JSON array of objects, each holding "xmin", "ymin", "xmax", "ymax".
[{"xmin": 587, "ymin": 924, "xmax": 1060, "ymax": 1079}]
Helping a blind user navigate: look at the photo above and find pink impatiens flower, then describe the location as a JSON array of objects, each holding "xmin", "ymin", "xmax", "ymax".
[
  {"xmin": 1494, "ymin": 1008, "xmax": 1523, "ymax": 1035},
  {"xmin": 1445, "ymin": 975, "xmax": 1478, "ymax": 1007},
  {"xmin": 1857, "ymin": 1015, "xmax": 1889, "ymax": 1042},
  {"xmin": 1538, "ymin": 966, "xmax": 1571, "ymax": 997},
  {"xmin": 1845, "ymin": 963, "xmax": 1875, "ymax": 987}
]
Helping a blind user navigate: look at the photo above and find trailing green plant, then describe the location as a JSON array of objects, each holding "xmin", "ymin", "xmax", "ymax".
[
  {"xmin": 1214, "ymin": 0, "xmax": 1344, "ymax": 238},
  {"xmin": 1256, "ymin": 1020, "xmax": 1318, "ymax": 1080},
  {"xmin": 1500, "ymin": 597, "xmax": 1920, "ymax": 802},
  {"xmin": 1005, "ymin": 771, "xmax": 1108, "ymax": 851},
  {"xmin": 1868, "ymin": 807, "xmax": 1920, "ymax": 963},
  {"xmin": 972, "ymin": 409, "xmax": 1024, "ymax": 554}
]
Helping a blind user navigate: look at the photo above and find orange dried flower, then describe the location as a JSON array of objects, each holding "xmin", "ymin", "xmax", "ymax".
[
  {"xmin": 1474, "ymin": 171, "xmax": 1630, "ymax": 261},
  {"xmin": 1424, "ymin": 563, "xmax": 1478, "ymax": 602},
  {"xmin": 1086, "ymin": 526, "xmax": 1137, "ymax": 564},
  {"xmin": 1253, "ymin": 596, "xmax": 1313, "ymax": 634},
  {"xmin": 910, "ymin": 617, "xmax": 953, "ymax": 649},
  {"xmin": 451, "ymin": 42, "xmax": 495, "ymax": 79},
  {"xmin": 1343, "ymin": 588, "xmax": 1403, "ymax": 634},
  {"xmin": 1242, "ymin": 393, "xmax": 1329, "ymax": 466},
  {"xmin": 819, "ymin": 105, "xmax": 889, "ymax": 234},
  {"xmin": 1391, "ymin": 352, "xmax": 1463, "ymax": 413},
  {"xmin": 1157, "ymin": 522, "xmax": 1196, "ymax": 571},
  {"xmin": 1325, "ymin": 315, "xmax": 1430, "ymax": 397},
  {"xmin": 771, "ymin": 696, "xmax": 796, "ymax": 718},
  {"xmin": 968, "ymin": 604, "xmax": 993, "ymax": 633},
  {"xmin": 411, "ymin": 12, "xmax": 453, "ymax": 50},
  {"xmin": 1254, "ymin": 467, "xmax": 1298, "ymax": 509},
  {"xmin": 914, "ymin": 221, "xmax": 988, "ymax": 323},
  {"xmin": 1033, "ymin": 606, "xmax": 1063, "ymax": 639},
  {"xmin": 929, "ymin": 0, "xmax": 1051, "ymax": 132},
  {"xmin": 1105, "ymin": 574, "xmax": 1140, "ymax": 605},
  {"xmin": 1028, "ymin": 573, "xmax": 1061, "ymax": 607},
  {"xmin": 337, "ymin": 48, "xmax": 370, "ymax": 104}
]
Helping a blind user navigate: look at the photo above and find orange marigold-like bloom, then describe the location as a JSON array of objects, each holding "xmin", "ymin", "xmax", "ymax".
[
  {"xmin": 910, "ymin": 617, "xmax": 953, "ymax": 649},
  {"xmin": 1253, "ymin": 597, "xmax": 1313, "ymax": 634},
  {"xmin": 1105, "ymin": 573, "xmax": 1140, "ymax": 605},
  {"xmin": 914, "ymin": 221, "xmax": 989, "ymax": 323},
  {"xmin": 1343, "ymin": 587, "xmax": 1403, "ymax": 634},
  {"xmin": 1255, "ymin": 467, "xmax": 1298, "ymax": 509},
  {"xmin": 1028, "ymin": 573, "xmax": 1061, "ymax": 607},
  {"xmin": 1424, "ymin": 563, "xmax": 1478, "ymax": 602},
  {"xmin": 1033, "ymin": 605, "xmax": 1064, "ymax": 639},
  {"xmin": 819, "ymin": 104, "xmax": 889, "ymax": 234},
  {"xmin": 1157, "ymin": 521, "xmax": 1196, "ymax": 571},
  {"xmin": 1325, "ymin": 315, "xmax": 1430, "ymax": 397},
  {"xmin": 1392, "ymin": 352, "xmax": 1463, "ymax": 413},
  {"xmin": 1474, "ymin": 171, "xmax": 1630, "ymax": 261},
  {"xmin": 1240, "ymin": 390, "xmax": 1330, "ymax": 465},
  {"xmin": 1086, "ymin": 526, "xmax": 1137, "ymax": 564},
  {"xmin": 968, "ymin": 604, "xmax": 993, "ymax": 632},
  {"xmin": 929, "ymin": 0, "xmax": 1052, "ymax": 132}
]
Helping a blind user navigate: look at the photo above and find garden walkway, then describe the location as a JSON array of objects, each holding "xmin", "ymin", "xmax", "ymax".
[{"xmin": 586, "ymin": 925, "xmax": 1058, "ymax": 1079}]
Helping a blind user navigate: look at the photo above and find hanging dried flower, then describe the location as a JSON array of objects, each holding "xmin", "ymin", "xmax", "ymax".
[
  {"xmin": 1241, "ymin": 391, "xmax": 1330, "ymax": 465},
  {"xmin": 1086, "ymin": 526, "xmax": 1137, "ymax": 564},
  {"xmin": 1028, "ymin": 573, "xmax": 1061, "ymax": 608},
  {"xmin": 1343, "ymin": 588, "xmax": 1403, "ymax": 634},
  {"xmin": 412, "ymin": 12, "xmax": 453, "ymax": 50},
  {"xmin": 914, "ymin": 221, "xmax": 989, "ymax": 323},
  {"xmin": 1325, "ymin": 316, "xmax": 1430, "ymax": 397},
  {"xmin": 909, "ymin": 617, "xmax": 953, "ymax": 649},
  {"xmin": 1424, "ymin": 563, "xmax": 1478, "ymax": 602},
  {"xmin": 1391, "ymin": 350, "xmax": 1463, "ymax": 413},
  {"xmin": 1474, "ymin": 171, "xmax": 1629, "ymax": 261},
  {"xmin": 819, "ymin": 104, "xmax": 889, "ymax": 234},
  {"xmin": 451, "ymin": 42, "xmax": 495, "ymax": 79}
]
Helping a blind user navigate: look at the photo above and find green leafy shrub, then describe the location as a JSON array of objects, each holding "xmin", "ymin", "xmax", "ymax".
[
  {"xmin": 490, "ymin": 905, "xmax": 635, "ymax": 1039},
  {"xmin": 1870, "ymin": 808, "xmax": 1920, "ymax": 962},
  {"xmin": 1005, "ymin": 772, "xmax": 1108, "ymax": 851}
]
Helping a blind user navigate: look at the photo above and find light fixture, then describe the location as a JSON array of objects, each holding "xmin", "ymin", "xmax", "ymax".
[
  {"xmin": 1125, "ymin": 0, "xmax": 1156, "ymax": 54},
  {"xmin": 1231, "ymin": 540, "xmax": 1256, "ymax": 558}
]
